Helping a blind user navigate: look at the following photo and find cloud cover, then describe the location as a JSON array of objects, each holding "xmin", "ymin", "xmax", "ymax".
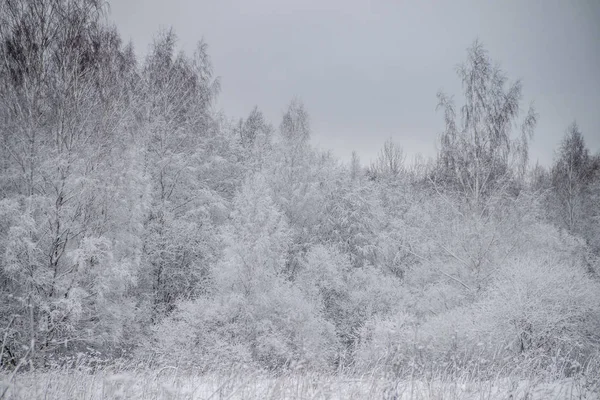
[{"xmin": 111, "ymin": 0, "xmax": 600, "ymax": 166}]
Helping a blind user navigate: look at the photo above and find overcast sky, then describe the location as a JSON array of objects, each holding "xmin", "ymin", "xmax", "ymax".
[{"xmin": 110, "ymin": 0, "xmax": 600, "ymax": 166}]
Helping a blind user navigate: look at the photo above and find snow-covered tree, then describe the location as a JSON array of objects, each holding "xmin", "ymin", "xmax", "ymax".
[
  {"xmin": 436, "ymin": 40, "xmax": 537, "ymax": 207},
  {"xmin": 551, "ymin": 122, "xmax": 593, "ymax": 233},
  {"xmin": 0, "ymin": 0, "xmax": 138, "ymax": 363},
  {"xmin": 151, "ymin": 173, "xmax": 338, "ymax": 369}
]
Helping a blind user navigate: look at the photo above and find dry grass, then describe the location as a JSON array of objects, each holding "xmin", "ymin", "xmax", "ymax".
[{"xmin": 1, "ymin": 362, "xmax": 598, "ymax": 400}]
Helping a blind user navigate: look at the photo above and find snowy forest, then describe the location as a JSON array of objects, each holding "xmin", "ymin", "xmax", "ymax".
[{"xmin": 1, "ymin": 0, "xmax": 599, "ymax": 398}]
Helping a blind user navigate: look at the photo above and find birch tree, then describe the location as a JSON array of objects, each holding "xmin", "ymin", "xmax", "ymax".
[
  {"xmin": 0, "ymin": 0, "xmax": 137, "ymax": 364},
  {"xmin": 436, "ymin": 40, "xmax": 537, "ymax": 207},
  {"xmin": 369, "ymin": 138, "xmax": 405, "ymax": 180},
  {"xmin": 551, "ymin": 122, "xmax": 592, "ymax": 233}
]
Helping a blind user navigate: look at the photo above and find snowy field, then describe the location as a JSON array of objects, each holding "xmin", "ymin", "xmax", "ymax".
[{"xmin": 1, "ymin": 369, "xmax": 598, "ymax": 400}]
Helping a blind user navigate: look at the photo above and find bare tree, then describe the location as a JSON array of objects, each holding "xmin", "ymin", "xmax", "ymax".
[
  {"xmin": 436, "ymin": 40, "xmax": 537, "ymax": 206},
  {"xmin": 551, "ymin": 122, "xmax": 592, "ymax": 232},
  {"xmin": 369, "ymin": 138, "xmax": 405, "ymax": 179},
  {"xmin": 237, "ymin": 106, "xmax": 272, "ymax": 148},
  {"xmin": 280, "ymin": 98, "xmax": 310, "ymax": 145},
  {"xmin": 350, "ymin": 151, "xmax": 362, "ymax": 181}
]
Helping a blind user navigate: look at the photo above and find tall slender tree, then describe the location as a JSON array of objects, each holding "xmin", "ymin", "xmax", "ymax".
[
  {"xmin": 551, "ymin": 122, "xmax": 593, "ymax": 233},
  {"xmin": 436, "ymin": 40, "xmax": 537, "ymax": 206}
]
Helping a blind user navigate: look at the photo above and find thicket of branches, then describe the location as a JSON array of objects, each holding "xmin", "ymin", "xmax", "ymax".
[{"xmin": 1, "ymin": 0, "xmax": 599, "ymax": 379}]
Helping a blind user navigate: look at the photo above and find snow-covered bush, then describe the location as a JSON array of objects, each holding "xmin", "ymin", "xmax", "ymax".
[
  {"xmin": 297, "ymin": 244, "xmax": 404, "ymax": 360},
  {"xmin": 482, "ymin": 255, "xmax": 600, "ymax": 359},
  {"xmin": 151, "ymin": 283, "xmax": 338, "ymax": 370},
  {"xmin": 357, "ymin": 252, "xmax": 600, "ymax": 376},
  {"xmin": 148, "ymin": 174, "xmax": 339, "ymax": 370}
]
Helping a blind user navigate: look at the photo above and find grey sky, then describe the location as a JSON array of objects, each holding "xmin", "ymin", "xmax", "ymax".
[{"xmin": 111, "ymin": 0, "xmax": 600, "ymax": 166}]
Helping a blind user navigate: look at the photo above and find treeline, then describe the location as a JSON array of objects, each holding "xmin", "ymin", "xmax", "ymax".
[{"xmin": 0, "ymin": 0, "xmax": 599, "ymax": 376}]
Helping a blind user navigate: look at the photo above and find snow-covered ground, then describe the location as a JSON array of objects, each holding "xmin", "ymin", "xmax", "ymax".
[{"xmin": 1, "ymin": 369, "xmax": 598, "ymax": 399}]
